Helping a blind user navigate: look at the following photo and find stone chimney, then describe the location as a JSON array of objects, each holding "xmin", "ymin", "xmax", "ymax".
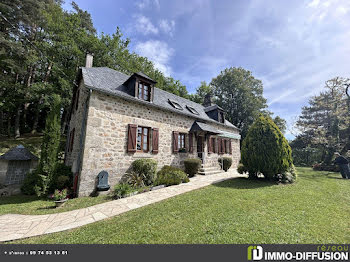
[
  {"xmin": 85, "ymin": 53, "xmax": 93, "ymax": 68},
  {"xmin": 203, "ymin": 92, "xmax": 212, "ymax": 107}
]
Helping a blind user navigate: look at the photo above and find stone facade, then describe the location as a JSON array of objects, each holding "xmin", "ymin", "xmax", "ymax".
[{"xmin": 66, "ymin": 83, "xmax": 240, "ymax": 197}]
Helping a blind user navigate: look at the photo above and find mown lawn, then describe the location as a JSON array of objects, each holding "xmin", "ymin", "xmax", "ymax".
[
  {"xmin": 10, "ymin": 167, "xmax": 350, "ymax": 244},
  {"xmin": 0, "ymin": 195, "xmax": 111, "ymax": 215}
]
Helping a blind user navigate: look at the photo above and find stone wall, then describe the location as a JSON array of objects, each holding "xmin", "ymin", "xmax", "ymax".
[
  {"xmin": 0, "ymin": 160, "xmax": 8, "ymax": 185},
  {"xmin": 65, "ymin": 80, "xmax": 90, "ymax": 171},
  {"xmin": 69, "ymin": 87, "xmax": 241, "ymax": 197}
]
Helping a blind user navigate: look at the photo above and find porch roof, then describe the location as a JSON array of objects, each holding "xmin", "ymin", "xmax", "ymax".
[
  {"xmin": 217, "ymin": 131, "xmax": 241, "ymax": 140},
  {"xmin": 190, "ymin": 121, "xmax": 221, "ymax": 134}
]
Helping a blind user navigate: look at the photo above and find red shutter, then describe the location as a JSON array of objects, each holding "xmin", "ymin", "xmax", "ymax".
[
  {"xmin": 222, "ymin": 139, "xmax": 225, "ymax": 154},
  {"xmin": 213, "ymin": 138, "xmax": 217, "ymax": 153},
  {"xmin": 208, "ymin": 136, "xmax": 212, "ymax": 153},
  {"xmin": 173, "ymin": 131, "xmax": 179, "ymax": 153},
  {"xmin": 152, "ymin": 128, "xmax": 159, "ymax": 154},
  {"xmin": 69, "ymin": 128, "xmax": 75, "ymax": 152},
  {"xmin": 229, "ymin": 139, "xmax": 232, "ymax": 154},
  {"xmin": 189, "ymin": 133, "xmax": 193, "ymax": 153},
  {"xmin": 218, "ymin": 138, "xmax": 221, "ymax": 154},
  {"xmin": 127, "ymin": 124, "xmax": 137, "ymax": 153}
]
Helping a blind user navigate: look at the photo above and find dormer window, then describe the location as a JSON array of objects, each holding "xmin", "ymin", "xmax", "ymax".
[
  {"xmin": 138, "ymin": 81, "xmax": 151, "ymax": 101},
  {"xmin": 168, "ymin": 99, "xmax": 183, "ymax": 110},
  {"xmin": 186, "ymin": 105, "xmax": 199, "ymax": 115}
]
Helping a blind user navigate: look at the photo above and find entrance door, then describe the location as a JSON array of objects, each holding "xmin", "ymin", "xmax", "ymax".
[{"xmin": 197, "ymin": 135, "xmax": 204, "ymax": 161}]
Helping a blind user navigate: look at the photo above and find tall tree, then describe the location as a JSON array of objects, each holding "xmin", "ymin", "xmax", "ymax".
[
  {"xmin": 296, "ymin": 77, "xmax": 350, "ymax": 164},
  {"xmin": 210, "ymin": 67, "xmax": 268, "ymax": 139}
]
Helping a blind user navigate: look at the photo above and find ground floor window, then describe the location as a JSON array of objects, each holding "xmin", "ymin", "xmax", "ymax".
[
  {"xmin": 178, "ymin": 133, "xmax": 186, "ymax": 151},
  {"xmin": 137, "ymin": 126, "xmax": 150, "ymax": 152}
]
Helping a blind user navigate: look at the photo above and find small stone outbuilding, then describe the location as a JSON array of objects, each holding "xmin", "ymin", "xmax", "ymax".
[{"xmin": 0, "ymin": 145, "xmax": 38, "ymax": 186}]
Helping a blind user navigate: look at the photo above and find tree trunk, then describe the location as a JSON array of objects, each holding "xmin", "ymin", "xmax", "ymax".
[
  {"xmin": 31, "ymin": 108, "xmax": 40, "ymax": 134},
  {"xmin": 0, "ymin": 110, "xmax": 3, "ymax": 135},
  {"xmin": 7, "ymin": 114, "xmax": 11, "ymax": 137},
  {"xmin": 14, "ymin": 107, "xmax": 21, "ymax": 138}
]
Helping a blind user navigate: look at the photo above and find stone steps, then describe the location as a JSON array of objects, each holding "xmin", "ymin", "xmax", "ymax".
[{"xmin": 198, "ymin": 166, "xmax": 223, "ymax": 175}]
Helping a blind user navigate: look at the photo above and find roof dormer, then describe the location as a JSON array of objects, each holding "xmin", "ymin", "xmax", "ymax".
[{"xmin": 124, "ymin": 72, "xmax": 157, "ymax": 102}]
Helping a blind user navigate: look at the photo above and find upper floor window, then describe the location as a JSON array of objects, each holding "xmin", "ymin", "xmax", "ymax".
[
  {"xmin": 137, "ymin": 126, "xmax": 150, "ymax": 152},
  {"xmin": 186, "ymin": 105, "xmax": 199, "ymax": 115},
  {"xmin": 168, "ymin": 99, "xmax": 183, "ymax": 110},
  {"xmin": 138, "ymin": 81, "xmax": 151, "ymax": 101}
]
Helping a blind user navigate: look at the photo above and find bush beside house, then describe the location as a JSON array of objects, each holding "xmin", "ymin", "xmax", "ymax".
[
  {"xmin": 218, "ymin": 157, "xmax": 232, "ymax": 172},
  {"xmin": 241, "ymin": 115, "xmax": 296, "ymax": 183},
  {"xmin": 184, "ymin": 158, "xmax": 201, "ymax": 177}
]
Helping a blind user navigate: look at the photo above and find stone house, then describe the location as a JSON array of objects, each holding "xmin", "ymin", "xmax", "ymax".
[{"xmin": 66, "ymin": 56, "xmax": 241, "ymax": 197}]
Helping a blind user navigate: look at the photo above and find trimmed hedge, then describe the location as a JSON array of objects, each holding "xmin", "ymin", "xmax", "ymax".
[
  {"xmin": 241, "ymin": 115, "xmax": 294, "ymax": 180},
  {"xmin": 131, "ymin": 159, "xmax": 157, "ymax": 185},
  {"xmin": 218, "ymin": 157, "xmax": 232, "ymax": 172},
  {"xmin": 237, "ymin": 163, "xmax": 248, "ymax": 174},
  {"xmin": 184, "ymin": 158, "xmax": 201, "ymax": 177},
  {"xmin": 156, "ymin": 166, "xmax": 189, "ymax": 186}
]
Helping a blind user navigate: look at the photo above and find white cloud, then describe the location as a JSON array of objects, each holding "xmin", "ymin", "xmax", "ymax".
[
  {"xmin": 136, "ymin": 0, "xmax": 160, "ymax": 10},
  {"xmin": 133, "ymin": 15, "xmax": 158, "ymax": 35},
  {"xmin": 134, "ymin": 40, "xmax": 174, "ymax": 76},
  {"xmin": 159, "ymin": 19, "xmax": 176, "ymax": 36}
]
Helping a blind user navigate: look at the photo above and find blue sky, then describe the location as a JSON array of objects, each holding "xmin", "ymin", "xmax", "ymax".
[{"xmin": 63, "ymin": 0, "xmax": 350, "ymax": 140}]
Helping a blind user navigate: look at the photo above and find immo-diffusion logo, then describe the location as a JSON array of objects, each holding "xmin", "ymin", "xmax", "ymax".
[
  {"xmin": 247, "ymin": 246, "xmax": 263, "ymax": 261},
  {"xmin": 247, "ymin": 245, "xmax": 349, "ymax": 261}
]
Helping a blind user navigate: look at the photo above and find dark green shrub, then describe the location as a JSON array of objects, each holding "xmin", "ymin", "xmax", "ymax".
[
  {"xmin": 184, "ymin": 158, "xmax": 201, "ymax": 177},
  {"xmin": 35, "ymin": 95, "xmax": 62, "ymax": 196},
  {"xmin": 237, "ymin": 163, "xmax": 248, "ymax": 174},
  {"xmin": 241, "ymin": 115, "xmax": 294, "ymax": 181},
  {"xmin": 218, "ymin": 157, "xmax": 233, "ymax": 172},
  {"xmin": 50, "ymin": 163, "xmax": 73, "ymax": 191},
  {"xmin": 131, "ymin": 159, "xmax": 157, "ymax": 185},
  {"xmin": 156, "ymin": 165, "xmax": 189, "ymax": 186},
  {"xmin": 113, "ymin": 183, "xmax": 134, "ymax": 199},
  {"xmin": 56, "ymin": 176, "xmax": 70, "ymax": 189},
  {"xmin": 21, "ymin": 170, "xmax": 41, "ymax": 195}
]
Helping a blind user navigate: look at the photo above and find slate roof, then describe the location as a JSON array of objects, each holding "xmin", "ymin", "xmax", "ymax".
[
  {"xmin": 0, "ymin": 145, "xmax": 39, "ymax": 161},
  {"xmin": 81, "ymin": 67, "xmax": 238, "ymax": 130},
  {"xmin": 190, "ymin": 121, "xmax": 221, "ymax": 134}
]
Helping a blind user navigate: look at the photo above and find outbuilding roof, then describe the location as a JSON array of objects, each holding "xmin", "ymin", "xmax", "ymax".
[
  {"xmin": 0, "ymin": 145, "xmax": 39, "ymax": 161},
  {"xmin": 80, "ymin": 67, "xmax": 239, "ymax": 130}
]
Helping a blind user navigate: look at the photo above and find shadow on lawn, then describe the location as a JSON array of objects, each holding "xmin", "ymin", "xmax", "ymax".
[
  {"xmin": 0, "ymin": 195, "xmax": 44, "ymax": 205},
  {"xmin": 214, "ymin": 177, "xmax": 276, "ymax": 189}
]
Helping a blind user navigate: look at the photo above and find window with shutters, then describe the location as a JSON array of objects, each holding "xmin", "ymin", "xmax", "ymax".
[
  {"xmin": 136, "ymin": 126, "xmax": 150, "ymax": 152},
  {"xmin": 211, "ymin": 137, "xmax": 216, "ymax": 153},
  {"xmin": 137, "ymin": 81, "xmax": 151, "ymax": 101},
  {"xmin": 178, "ymin": 133, "xmax": 186, "ymax": 152}
]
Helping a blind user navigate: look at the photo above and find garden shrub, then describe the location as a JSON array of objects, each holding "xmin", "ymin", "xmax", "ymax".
[
  {"xmin": 113, "ymin": 183, "xmax": 134, "ymax": 199},
  {"xmin": 131, "ymin": 159, "xmax": 157, "ymax": 185},
  {"xmin": 156, "ymin": 165, "xmax": 189, "ymax": 186},
  {"xmin": 218, "ymin": 157, "xmax": 232, "ymax": 172},
  {"xmin": 125, "ymin": 172, "xmax": 146, "ymax": 188},
  {"xmin": 21, "ymin": 170, "xmax": 41, "ymax": 195},
  {"xmin": 56, "ymin": 176, "xmax": 70, "ymax": 189},
  {"xmin": 50, "ymin": 163, "xmax": 73, "ymax": 191},
  {"xmin": 184, "ymin": 158, "xmax": 201, "ymax": 177},
  {"xmin": 241, "ymin": 115, "xmax": 294, "ymax": 181},
  {"xmin": 237, "ymin": 163, "xmax": 248, "ymax": 174}
]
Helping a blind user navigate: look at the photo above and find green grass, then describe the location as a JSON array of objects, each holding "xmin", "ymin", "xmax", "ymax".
[
  {"xmin": 0, "ymin": 195, "xmax": 111, "ymax": 215},
  {"xmin": 10, "ymin": 167, "xmax": 350, "ymax": 244}
]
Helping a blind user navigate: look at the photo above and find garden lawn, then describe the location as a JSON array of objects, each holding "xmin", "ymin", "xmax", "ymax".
[
  {"xmin": 0, "ymin": 195, "xmax": 111, "ymax": 215},
  {"xmin": 10, "ymin": 167, "xmax": 350, "ymax": 244}
]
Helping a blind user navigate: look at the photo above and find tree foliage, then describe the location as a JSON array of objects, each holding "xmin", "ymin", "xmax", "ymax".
[
  {"xmin": 241, "ymin": 115, "xmax": 293, "ymax": 180},
  {"xmin": 0, "ymin": 0, "xmax": 188, "ymax": 137},
  {"xmin": 294, "ymin": 77, "xmax": 350, "ymax": 165}
]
